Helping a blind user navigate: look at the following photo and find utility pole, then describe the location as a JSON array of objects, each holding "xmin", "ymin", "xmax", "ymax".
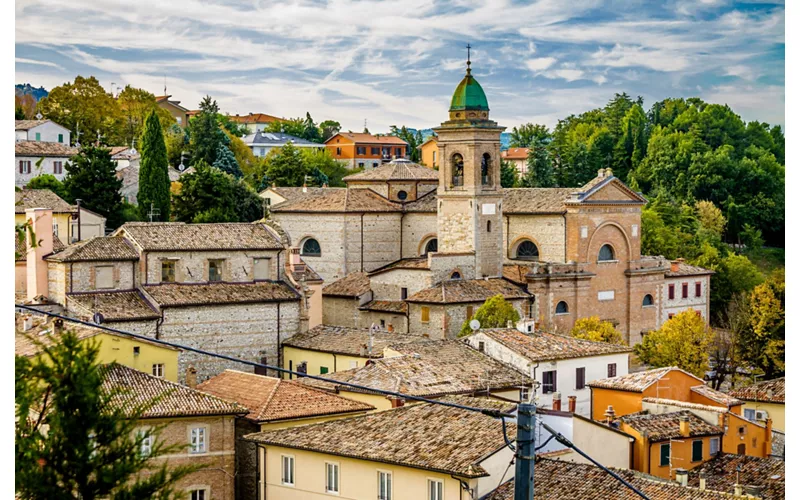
[
  {"xmin": 75, "ymin": 199, "xmax": 82, "ymax": 242},
  {"xmin": 514, "ymin": 402, "xmax": 535, "ymax": 500}
]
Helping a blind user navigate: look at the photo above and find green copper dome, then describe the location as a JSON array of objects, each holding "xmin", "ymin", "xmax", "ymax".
[{"xmin": 449, "ymin": 72, "xmax": 489, "ymax": 112}]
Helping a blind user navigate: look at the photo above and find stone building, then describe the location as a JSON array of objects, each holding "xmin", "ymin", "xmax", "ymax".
[
  {"xmin": 21, "ymin": 214, "xmax": 318, "ymax": 383},
  {"xmin": 268, "ymin": 57, "xmax": 711, "ymax": 344}
]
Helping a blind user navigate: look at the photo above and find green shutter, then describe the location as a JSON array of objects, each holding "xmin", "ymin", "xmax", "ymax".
[
  {"xmin": 660, "ymin": 444, "xmax": 670, "ymax": 466},
  {"xmin": 58, "ymin": 134, "xmax": 63, "ymax": 143},
  {"xmin": 692, "ymin": 440, "xmax": 703, "ymax": 462},
  {"xmin": 320, "ymin": 366, "xmax": 328, "ymax": 374}
]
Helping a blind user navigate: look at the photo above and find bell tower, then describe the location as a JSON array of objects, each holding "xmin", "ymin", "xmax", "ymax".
[{"xmin": 433, "ymin": 47, "xmax": 506, "ymax": 278}]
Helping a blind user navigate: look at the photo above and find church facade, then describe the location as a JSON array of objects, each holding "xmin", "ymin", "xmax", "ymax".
[{"xmin": 266, "ymin": 59, "xmax": 711, "ymax": 344}]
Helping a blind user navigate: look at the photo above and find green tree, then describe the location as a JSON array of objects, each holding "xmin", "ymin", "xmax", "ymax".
[
  {"xmin": 117, "ymin": 86, "xmax": 174, "ymax": 147},
  {"xmin": 619, "ymin": 103, "xmax": 648, "ymax": 178},
  {"xmin": 263, "ymin": 143, "xmax": 309, "ymax": 187},
  {"xmin": 16, "ymin": 330, "xmax": 195, "ymax": 499},
  {"xmin": 389, "ymin": 126, "xmax": 418, "ymax": 161},
  {"xmin": 740, "ymin": 224, "xmax": 764, "ymax": 252},
  {"xmin": 509, "ymin": 123, "xmax": 550, "ymax": 148},
  {"xmin": 15, "ymin": 100, "xmax": 25, "ymax": 119},
  {"xmin": 520, "ymin": 146, "xmax": 555, "ymax": 187},
  {"xmin": 213, "ymin": 144, "xmax": 243, "ymax": 178},
  {"xmin": 634, "ymin": 310, "xmax": 714, "ymax": 377},
  {"xmin": 63, "ymin": 146, "xmax": 124, "ymax": 228},
  {"xmin": 319, "ymin": 120, "xmax": 341, "ymax": 141},
  {"xmin": 223, "ymin": 130, "xmax": 259, "ymax": 181},
  {"xmin": 570, "ymin": 317, "xmax": 625, "ymax": 344},
  {"xmin": 500, "ymin": 160, "xmax": 518, "ymax": 188},
  {"xmin": 138, "ymin": 110, "xmax": 171, "ymax": 221},
  {"xmin": 459, "ymin": 295, "xmax": 521, "ymax": 336},
  {"xmin": 264, "ymin": 117, "xmax": 306, "ymax": 138},
  {"xmin": 25, "ymin": 175, "xmax": 68, "ymax": 200},
  {"xmin": 302, "ymin": 112, "xmax": 322, "ymax": 143},
  {"xmin": 695, "ymin": 200, "xmax": 726, "ymax": 238},
  {"xmin": 710, "ymin": 253, "xmax": 762, "ymax": 315},
  {"xmin": 302, "ymin": 148, "xmax": 351, "ymax": 187},
  {"xmin": 218, "ymin": 114, "xmax": 249, "ymax": 137},
  {"xmin": 172, "ymin": 162, "xmax": 237, "ymax": 223},
  {"xmin": 164, "ymin": 125, "xmax": 187, "ymax": 168},
  {"xmin": 189, "ymin": 96, "xmax": 225, "ymax": 166},
  {"xmin": 739, "ymin": 271, "xmax": 785, "ymax": 378}
]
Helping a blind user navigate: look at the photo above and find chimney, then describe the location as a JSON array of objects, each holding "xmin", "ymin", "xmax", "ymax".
[
  {"xmin": 670, "ymin": 258, "xmax": 685, "ymax": 273},
  {"xmin": 506, "ymin": 320, "xmax": 514, "ymax": 328},
  {"xmin": 288, "ymin": 247, "xmax": 305, "ymax": 275},
  {"xmin": 675, "ymin": 468, "xmax": 688, "ymax": 487},
  {"xmin": 734, "ymin": 484, "xmax": 743, "ymax": 497},
  {"xmin": 699, "ymin": 472, "xmax": 707, "ymax": 491},
  {"xmin": 26, "ymin": 208, "xmax": 54, "ymax": 302},
  {"xmin": 390, "ymin": 397, "xmax": 405, "ymax": 408},
  {"xmin": 302, "ymin": 182, "xmax": 308, "ymax": 193},
  {"xmin": 322, "ymin": 183, "xmax": 328, "ymax": 189},
  {"xmin": 764, "ymin": 418, "xmax": 773, "ymax": 456},
  {"xmin": 568, "ymin": 395, "xmax": 577, "ymax": 413},
  {"xmin": 679, "ymin": 414, "xmax": 691, "ymax": 437},
  {"xmin": 21, "ymin": 315, "xmax": 33, "ymax": 332},
  {"xmin": 387, "ymin": 324, "xmax": 394, "ymax": 333},
  {"xmin": 604, "ymin": 405, "xmax": 616, "ymax": 425},
  {"xmin": 552, "ymin": 392, "xmax": 562, "ymax": 411},
  {"xmin": 186, "ymin": 365, "xmax": 197, "ymax": 389},
  {"xmin": 597, "ymin": 168, "xmax": 605, "ymax": 178},
  {"xmin": 53, "ymin": 318, "xmax": 64, "ymax": 335}
]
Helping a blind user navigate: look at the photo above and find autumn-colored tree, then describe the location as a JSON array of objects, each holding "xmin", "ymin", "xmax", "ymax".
[
  {"xmin": 739, "ymin": 271, "xmax": 785, "ymax": 378},
  {"xmin": 695, "ymin": 200, "xmax": 726, "ymax": 237},
  {"xmin": 37, "ymin": 76, "xmax": 122, "ymax": 145},
  {"xmin": 117, "ymin": 85, "xmax": 174, "ymax": 147},
  {"xmin": 634, "ymin": 310, "xmax": 714, "ymax": 377},
  {"xmin": 459, "ymin": 295, "xmax": 521, "ymax": 337},
  {"xmin": 570, "ymin": 317, "xmax": 625, "ymax": 344}
]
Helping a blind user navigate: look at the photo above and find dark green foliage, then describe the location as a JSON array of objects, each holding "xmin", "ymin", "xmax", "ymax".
[
  {"xmin": 218, "ymin": 114, "xmax": 249, "ymax": 137},
  {"xmin": 303, "ymin": 149, "xmax": 351, "ymax": 187},
  {"xmin": 63, "ymin": 146, "xmax": 124, "ymax": 228},
  {"xmin": 172, "ymin": 162, "xmax": 263, "ymax": 223},
  {"xmin": 15, "ymin": 330, "xmax": 196, "ymax": 499},
  {"xmin": 500, "ymin": 160, "xmax": 518, "ymax": 188},
  {"xmin": 302, "ymin": 112, "xmax": 322, "ymax": 143},
  {"xmin": 509, "ymin": 123, "xmax": 550, "ymax": 148},
  {"xmin": 15, "ymin": 101, "xmax": 25, "ymax": 119},
  {"xmin": 521, "ymin": 147, "xmax": 555, "ymax": 188},
  {"xmin": 25, "ymin": 174, "xmax": 68, "ymax": 200},
  {"xmin": 262, "ymin": 143, "xmax": 310, "ymax": 187},
  {"xmin": 138, "ymin": 110, "xmax": 171, "ymax": 221},
  {"xmin": 212, "ymin": 144, "xmax": 243, "ymax": 178},
  {"xmin": 189, "ymin": 96, "xmax": 225, "ymax": 166},
  {"xmin": 264, "ymin": 117, "xmax": 305, "ymax": 138},
  {"xmin": 389, "ymin": 126, "xmax": 419, "ymax": 162},
  {"xmin": 319, "ymin": 120, "xmax": 341, "ymax": 141}
]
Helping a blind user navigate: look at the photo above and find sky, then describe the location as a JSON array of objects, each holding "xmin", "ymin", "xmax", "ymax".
[{"xmin": 15, "ymin": 0, "xmax": 785, "ymax": 133}]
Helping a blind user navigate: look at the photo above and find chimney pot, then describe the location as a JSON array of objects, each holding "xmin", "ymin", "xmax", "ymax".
[
  {"xmin": 506, "ymin": 320, "xmax": 513, "ymax": 328},
  {"xmin": 391, "ymin": 397, "xmax": 405, "ymax": 408},
  {"xmin": 679, "ymin": 414, "xmax": 691, "ymax": 437},
  {"xmin": 734, "ymin": 484, "xmax": 743, "ymax": 497},
  {"xmin": 22, "ymin": 315, "xmax": 33, "ymax": 332},
  {"xmin": 186, "ymin": 365, "xmax": 197, "ymax": 389},
  {"xmin": 552, "ymin": 392, "xmax": 561, "ymax": 411},
  {"xmin": 604, "ymin": 405, "xmax": 616, "ymax": 424},
  {"xmin": 387, "ymin": 324, "xmax": 394, "ymax": 333},
  {"xmin": 675, "ymin": 468, "xmax": 688, "ymax": 487},
  {"xmin": 53, "ymin": 318, "xmax": 64, "ymax": 335},
  {"xmin": 598, "ymin": 168, "xmax": 605, "ymax": 178},
  {"xmin": 699, "ymin": 472, "xmax": 707, "ymax": 491},
  {"xmin": 568, "ymin": 395, "xmax": 577, "ymax": 413}
]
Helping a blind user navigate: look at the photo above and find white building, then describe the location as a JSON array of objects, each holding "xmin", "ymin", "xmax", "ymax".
[
  {"xmin": 464, "ymin": 328, "xmax": 632, "ymax": 417},
  {"xmin": 243, "ymin": 131, "xmax": 322, "ymax": 158},
  {"xmin": 15, "ymin": 141, "xmax": 78, "ymax": 187},
  {"xmin": 661, "ymin": 259, "xmax": 713, "ymax": 324},
  {"xmin": 15, "ymin": 120, "xmax": 71, "ymax": 144}
]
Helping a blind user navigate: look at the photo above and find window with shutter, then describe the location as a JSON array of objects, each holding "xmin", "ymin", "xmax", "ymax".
[
  {"xmin": 607, "ymin": 363, "xmax": 617, "ymax": 377},
  {"xmin": 682, "ymin": 283, "xmax": 688, "ymax": 298},
  {"xmin": 421, "ymin": 306, "xmax": 430, "ymax": 323},
  {"xmin": 660, "ymin": 443, "xmax": 670, "ymax": 466},
  {"xmin": 576, "ymin": 367, "xmax": 586, "ymax": 390},
  {"xmin": 695, "ymin": 282, "xmax": 702, "ymax": 297},
  {"xmin": 95, "ymin": 266, "xmax": 113, "ymax": 289},
  {"xmin": 542, "ymin": 370, "xmax": 557, "ymax": 393},
  {"xmin": 668, "ymin": 284, "xmax": 675, "ymax": 300},
  {"xmin": 692, "ymin": 440, "xmax": 703, "ymax": 462}
]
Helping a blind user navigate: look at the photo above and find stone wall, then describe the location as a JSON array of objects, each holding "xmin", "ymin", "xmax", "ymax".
[
  {"xmin": 504, "ymin": 214, "xmax": 565, "ymax": 264},
  {"xmin": 234, "ymin": 418, "xmax": 261, "ymax": 500},
  {"xmin": 400, "ymin": 213, "xmax": 437, "ymax": 259},
  {"xmin": 369, "ymin": 269, "xmax": 432, "ymax": 301},
  {"xmin": 343, "ymin": 213, "xmax": 403, "ymax": 275},
  {"xmin": 357, "ymin": 310, "xmax": 408, "ymax": 333},
  {"xmin": 662, "ymin": 275, "xmax": 711, "ymax": 325},
  {"xmin": 71, "ymin": 261, "xmax": 138, "ymax": 292},
  {"xmin": 144, "ymin": 250, "xmax": 280, "ymax": 285},
  {"xmin": 272, "ymin": 213, "xmax": 348, "ymax": 282},
  {"xmin": 322, "ymin": 296, "xmax": 360, "ymax": 328},
  {"xmin": 47, "ymin": 261, "xmax": 67, "ymax": 305},
  {"xmin": 437, "ymin": 197, "xmax": 475, "ymax": 254}
]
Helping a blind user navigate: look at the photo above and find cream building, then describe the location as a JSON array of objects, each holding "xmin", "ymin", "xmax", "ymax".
[{"xmin": 729, "ymin": 377, "xmax": 785, "ymax": 432}]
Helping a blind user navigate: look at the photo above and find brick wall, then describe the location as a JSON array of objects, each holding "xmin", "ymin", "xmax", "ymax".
[
  {"xmin": 504, "ymin": 214, "xmax": 565, "ymax": 264},
  {"xmin": 322, "ymin": 296, "xmax": 361, "ymax": 327}
]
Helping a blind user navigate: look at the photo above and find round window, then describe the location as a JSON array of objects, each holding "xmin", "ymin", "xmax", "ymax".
[{"xmin": 397, "ymin": 190, "xmax": 408, "ymax": 201}]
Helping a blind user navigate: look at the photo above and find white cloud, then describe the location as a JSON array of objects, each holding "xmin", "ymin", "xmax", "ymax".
[
  {"xmin": 543, "ymin": 69, "xmax": 586, "ymax": 82},
  {"xmin": 525, "ymin": 57, "xmax": 557, "ymax": 71},
  {"xmin": 725, "ymin": 64, "xmax": 757, "ymax": 80},
  {"xmin": 588, "ymin": 44, "xmax": 691, "ymax": 72},
  {"xmin": 15, "ymin": 57, "xmax": 63, "ymax": 69}
]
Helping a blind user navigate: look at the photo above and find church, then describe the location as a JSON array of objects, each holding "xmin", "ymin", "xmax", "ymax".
[{"xmin": 264, "ymin": 57, "xmax": 711, "ymax": 344}]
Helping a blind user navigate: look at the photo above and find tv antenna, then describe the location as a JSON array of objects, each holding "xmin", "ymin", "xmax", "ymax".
[{"xmin": 147, "ymin": 202, "xmax": 160, "ymax": 223}]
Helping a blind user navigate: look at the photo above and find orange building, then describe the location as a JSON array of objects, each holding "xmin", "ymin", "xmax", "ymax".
[
  {"xmin": 325, "ymin": 132, "xmax": 408, "ymax": 169},
  {"xmin": 418, "ymin": 136, "xmax": 438, "ymax": 168},
  {"xmin": 501, "ymin": 147, "xmax": 529, "ymax": 174}
]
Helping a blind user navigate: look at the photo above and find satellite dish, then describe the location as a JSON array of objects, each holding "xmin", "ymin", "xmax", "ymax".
[
  {"xmin": 469, "ymin": 319, "xmax": 481, "ymax": 331},
  {"xmin": 93, "ymin": 312, "xmax": 104, "ymax": 325}
]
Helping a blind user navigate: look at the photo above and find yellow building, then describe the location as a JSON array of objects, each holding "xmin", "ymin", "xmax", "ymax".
[
  {"xmin": 729, "ymin": 377, "xmax": 785, "ymax": 432},
  {"xmin": 15, "ymin": 188, "xmax": 106, "ymax": 244},
  {"xmin": 244, "ymin": 396, "xmax": 515, "ymax": 500},
  {"xmin": 418, "ymin": 136, "xmax": 438, "ymax": 168},
  {"xmin": 15, "ymin": 314, "xmax": 180, "ymax": 381}
]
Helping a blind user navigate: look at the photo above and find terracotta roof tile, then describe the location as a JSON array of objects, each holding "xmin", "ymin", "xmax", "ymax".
[
  {"xmin": 45, "ymin": 237, "xmax": 138, "ymax": 262},
  {"xmin": 343, "ymin": 159, "xmax": 439, "ymax": 182},
  {"xmin": 502, "ymin": 188, "xmax": 572, "ymax": 214},
  {"xmin": 143, "ymin": 282, "xmax": 299, "ymax": 308},
  {"xmin": 665, "ymin": 262, "xmax": 714, "ymax": 277},
  {"xmin": 359, "ymin": 300, "xmax": 408, "ymax": 314},
  {"xmin": 687, "ymin": 454, "xmax": 785, "ymax": 499},
  {"xmin": 641, "ymin": 398, "xmax": 728, "ymax": 413},
  {"xmin": 405, "ymin": 278, "xmax": 529, "ymax": 304},
  {"xmin": 282, "ymin": 325, "xmax": 426, "ymax": 357},
  {"xmin": 501, "ymin": 147, "xmax": 529, "ymax": 160},
  {"xmin": 15, "ymin": 141, "xmax": 78, "ymax": 157},
  {"xmin": 244, "ymin": 395, "xmax": 515, "ymax": 478},
  {"xmin": 502, "ymin": 264, "xmax": 531, "ymax": 285},
  {"xmin": 118, "ymin": 222, "xmax": 283, "ymax": 251},
  {"xmin": 15, "ymin": 120, "xmax": 51, "ymax": 130},
  {"xmin": 322, "ymin": 272, "xmax": 371, "ymax": 297},
  {"xmin": 728, "ymin": 377, "xmax": 785, "ymax": 404},
  {"xmin": 15, "ymin": 189, "xmax": 74, "ymax": 213},
  {"xmin": 620, "ymin": 410, "xmax": 722, "ymax": 441},
  {"xmin": 367, "ymin": 257, "xmax": 429, "ymax": 275},
  {"xmin": 690, "ymin": 385, "xmax": 743, "ymax": 407},
  {"xmin": 488, "ymin": 459, "xmax": 737, "ymax": 499},
  {"xmin": 197, "ymin": 370, "xmax": 374, "ymax": 423},
  {"xmin": 270, "ymin": 188, "xmax": 400, "ymax": 213},
  {"xmin": 264, "ymin": 186, "xmax": 336, "ymax": 204},
  {"xmin": 588, "ymin": 367, "xmax": 703, "ymax": 392},
  {"xmin": 102, "ymin": 363, "xmax": 245, "ymax": 418},
  {"xmin": 474, "ymin": 328, "xmax": 632, "ymax": 362},
  {"xmin": 15, "ymin": 230, "xmax": 65, "ymax": 261},
  {"xmin": 401, "ymin": 188, "xmax": 437, "ymax": 212},
  {"xmin": 67, "ymin": 291, "xmax": 160, "ymax": 322},
  {"xmin": 326, "ymin": 132, "xmax": 408, "ymax": 146},
  {"xmin": 227, "ymin": 113, "xmax": 283, "ymax": 124}
]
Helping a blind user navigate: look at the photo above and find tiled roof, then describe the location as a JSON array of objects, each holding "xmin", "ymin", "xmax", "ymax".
[
  {"xmin": 359, "ymin": 300, "xmax": 408, "ymax": 314},
  {"xmin": 67, "ymin": 291, "xmax": 160, "ymax": 322},
  {"xmin": 502, "ymin": 264, "xmax": 531, "ymax": 285},
  {"xmin": 501, "ymin": 147, "xmax": 530, "ymax": 160},
  {"xmin": 687, "ymin": 454, "xmax": 785, "ymax": 499},
  {"xmin": 15, "ymin": 230, "xmax": 65, "ymax": 261},
  {"xmin": 45, "ymin": 237, "xmax": 138, "ymax": 262},
  {"xmin": 244, "ymin": 395, "xmax": 515, "ymax": 478},
  {"xmin": 728, "ymin": 377, "xmax": 784, "ymax": 404},
  {"xmin": 288, "ymin": 260, "xmax": 322, "ymax": 283},
  {"xmin": 227, "ymin": 113, "xmax": 283, "ymax": 124},
  {"xmin": 342, "ymin": 159, "xmax": 439, "ymax": 182},
  {"xmin": 620, "ymin": 410, "xmax": 722, "ymax": 441},
  {"xmin": 282, "ymin": 325, "xmax": 426, "ymax": 357},
  {"xmin": 588, "ymin": 367, "xmax": 703, "ymax": 393},
  {"xmin": 15, "ymin": 119, "xmax": 51, "ymax": 130},
  {"xmin": 143, "ymin": 282, "xmax": 299, "ymax": 308},
  {"xmin": 15, "ymin": 189, "xmax": 74, "ymax": 213},
  {"xmin": 567, "ymin": 174, "xmax": 648, "ymax": 205},
  {"xmin": 474, "ymin": 328, "xmax": 632, "ymax": 362},
  {"xmin": 326, "ymin": 132, "xmax": 408, "ymax": 145},
  {"xmin": 304, "ymin": 340, "xmax": 531, "ymax": 397},
  {"xmin": 197, "ymin": 370, "xmax": 374, "ymax": 423},
  {"xmin": 102, "ymin": 363, "xmax": 245, "ymax": 418},
  {"xmin": 270, "ymin": 188, "xmax": 400, "ymax": 213},
  {"xmin": 367, "ymin": 257, "xmax": 429, "ymax": 275},
  {"xmin": 401, "ymin": 188, "xmax": 437, "ymax": 212},
  {"xmin": 118, "ymin": 222, "xmax": 283, "ymax": 251},
  {"xmin": 690, "ymin": 385, "xmax": 743, "ymax": 407},
  {"xmin": 405, "ymin": 278, "xmax": 529, "ymax": 304},
  {"xmin": 488, "ymin": 459, "xmax": 737, "ymax": 499},
  {"xmin": 641, "ymin": 398, "xmax": 727, "ymax": 413},
  {"xmin": 772, "ymin": 429, "xmax": 784, "ymax": 459},
  {"xmin": 14, "ymin": 314, "xmax": 177, "ymax": 358},
  {"xmin": 264, "ymin": 186, "xmax": 334, "ymax": 203},
  {"xmin": 243, "ymin": 131, "xmax": 319, "ymax": 147},
  {"xmin": 666, "ymin": 262, "xmax": 714, "ymax": 277},
  {"xmin": 321, "ymin": 272, "xmax": 371, "ymax": 297},
  {"xmin": 15, "ymin": 141, "xmax": 78, "ymax": 157},
  {"xmin": 502, "ymin": 188, "xmax": 572, "ymax": 214}
]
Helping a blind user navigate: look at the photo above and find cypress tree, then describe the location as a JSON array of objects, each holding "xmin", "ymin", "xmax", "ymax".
[{"xmin": 138, "ymin": 110, "xmax": 171, "ymax": 221}]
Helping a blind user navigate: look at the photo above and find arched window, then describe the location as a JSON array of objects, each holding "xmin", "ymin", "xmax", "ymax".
[
  {"xmin": 642, "ymin": 294, "xmax": 654, "ymax": 306},
  {"xmin": 481, "ymin": 153, "xmax": 492, "ymax": 185},
  {"xmin": 598, "ymin": 244, "xmax": 615, "ymax": 262},
  {"xmin": 452, "ymin": 154, "xmax": 464, "ymax": 187},
  {"xmin": 515, "ymin": 240, "xmax": 539, "ymax": 261},
  {"xmin": 555, "ymin": 301, "xmax": 569, "ymax": 314},
  {"xmin": 450, "ymin": 271, "xmax": 461, "ymax": 280},
  {"xmin": 396, "ymin": 190, "xmax": 408, "ymax": 201},
  {"xmin": 487, "ymin": 220, "xmax": 492, "ymax": 232},
  {"xmin": 301, "ymin": 238, "xmax": 321, "ymax": 257},
  {"xmin": 423, "ymin": 238, "xmax": 438, "ymax": 255}
]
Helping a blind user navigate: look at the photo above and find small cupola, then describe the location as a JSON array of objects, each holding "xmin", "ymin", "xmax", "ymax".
[{"xmin": 448, "ymin": 44, "xmax": 490, "ymax": 122}]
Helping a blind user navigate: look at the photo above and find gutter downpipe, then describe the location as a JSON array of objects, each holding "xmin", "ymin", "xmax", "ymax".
[
  {"xmin": 506, "ymin": 215, "xmax": 511, "ymax": 259},
  {"xmin": 332, "ymin": 352, "xmax": 338, "ymax": 373},
  {"xmin": 449, "ymin": 475, "xmax": 469, "ymax": 500},
  {"xmin": 562, "ymin": 213, "xmax": 568, "ymax": 262},
  {"xmin": 360, "ymin": 214, "xmax": 365, "ymax": 272},
  {"xmin": 276, "ymin": 301, "xmax": 281, "ymax": 377}
]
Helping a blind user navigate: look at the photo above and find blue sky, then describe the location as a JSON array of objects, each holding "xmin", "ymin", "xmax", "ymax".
[{"xmin": 15, "ymin": 0, "xmax": 784, "ymax": 132}]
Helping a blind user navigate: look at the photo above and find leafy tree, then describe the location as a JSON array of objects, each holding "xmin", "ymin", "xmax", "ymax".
[
  {"xmin": 16, "ymin": 329, "xmax": 195, "ymax": 499},
  {"xmin": 172, "ymin": 161, "xmax": 236, "ymax": 223},
  {"xmin": 213, "ymin": 144, "xmax": 243, "ymax": 178},
  {"xmin": 710, "ymin": 254, "xmax": 762, "ymax": 315},
  {"xmin": 302, "ymin": 148, "xmax": 351, "ymax": 187},
  {"xmin": 25, "ymin": 175, "xmax": 68, "ymax": 200},
  {"xmin": 138, "ymin": 110, "xmax": 171, "ymax": 221},
  {"xmin": 37, "ymin": 76, "xmax": 122, "ymax": 146},
  {"xmin": 16, "ymin": 94, "xmax": 37, "ymax": 119},
  {"xmin": 264, "ymin": 117, "xmax": 306, "ymax": 138},
  {"xmin": 739, "ymin": 271, "xmax": 785, "ymax": 378},
  {"xmin": 263, "ymin": 143, "xmax": 309, "ymax": 187},
  {"xmin": 500, "ymin": 160, "xmax": 518, "ymax": 188},
  {"xmin": 15, "ymin": 100, "xmax": 25, "ymax": 119},
  {"xmin": 223, "ymin": 130, "xmax": 258, "ymax": 181},
  {"xmin": 634, "ymin": 310, "xmax": 714, "ymax": 377},
  {"xmin": 319, "ymin": 120, "xmax": 341, "ymax": 141},
  {"xmin": 389, "ymin": 126, "xmax": 419, "ymax": 161},
  {"xmin": 695, "ymin": 200, "xmax": 726, "ymax": 237},
  {"xmin": 619, "ymin": 103, "xmax": 648, "ymax": 179},
  {"xmin": 117, "ymin": 86, "xmax": 174, "ymax": 147},
  {"xmin": 509, "ymin": 123, "xmax": 550, "ymax": 148},
  {"xmin": 63, "ymin": 146, "xmax": 124, "ymax": 228},
  {"xmin": 459, "ymin": 295, "xmax": 521, "ymax": 336},
  {"xmin": 570, "ymin": 317, "xmax": 625, "ymax": 344},
  {"xmin": 189, "ymin": 96, "xmax": 225, "ymax": 166},
  {"xmin": 218, "ymin": 114, "xmax": 249, "ymax": 137},
  {"xmin": 520, "ymin": 146, "xmax": 555, "ymax": 187},
  {"xmin": 302, "ymin": 112, "xmax": 322, "ymax": 143},
  {"xmin": 740, "ymin": 224, "xmax": 764, "ymax": 252}
]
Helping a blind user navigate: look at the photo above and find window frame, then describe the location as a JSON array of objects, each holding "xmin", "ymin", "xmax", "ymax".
[
  {"xmin": 208, "ymin": 259, "xmax": 224, "ymax": 282},
  {"xmin": 377, "ymin": 470, "xmax": 392, "ymax": 500},
  {"xmin": 420, "ymin": 306, "xmax": 430, "ymax": 323},
  {"xmin": 53, "ymin": 161, "xmax": 63, "ymax": 174},
  {"xmin": 576, "ymin": 367, "xmax": 586, "ymax": 390},
  {"xmin": 325, "ymin": 461, "xmax": 340, "ymax": 494},
  {"xmin": 161, "ymin": 260, "xmax": 177, "ymax": 283},
  {"xmin": 137, "ymin": 428, "xmax": 153, "ymax": 457},
  {"xmin": 189, "ymin": 426, "xmax": 207, "ymax": 455},
  {"xmin": 152, "ymin": 363, "xmax": 165, "ymax": 378},
  {"xmin": 95, "ymin": 265, "xmax": 114, "ymax": 290},
  {"xmin": 668, "ymin": 284, "xmax": 675, "ymax": 300},
  {"xmin": 660, "ymin": 443, "xmax": 670, "ymax": 467},
  {"xmin": 427, "ymin": 478, "xmax": 444, "ymax": 500},
  {"xmin": 189, "ymin": 488, "xmax": 208, "ymax": 500},
  {"xmin": 682, "ymin": 282, "xmax": 689, "ymax": 299},
  {"xmin": 691, "ymin": 439, "xmax": 703, "ymax": 462},
  {"xmin": 58, "ymin": 133, "xmax": 64, "ymax": 143},
  {"xmin": 542, "ymin": 370, "xmax": 557, "ymax": 394},
  {"xmin": 607, "ymin": 363, "xmax": 617, "ymax": 377},
  {"xmin": 514, "ymin": 240, "xmax": 540, "ymax": 261},
  {"xmin": 423, "ymin": 238, "xmax": 438, "ymax": 255},
  {"xmin": 642, "ymin": 294, "xmax": 654, "ymax": 307},
  {"xmin": 709, "ymin": 437, "xmax": 720, "ymax": 456},
  {"xmin": 301, "ymin": 238, "xmax": 322, "ymax": 257},
  {"xmin": 281, "ymin": 454, "xmax": 295, "ymax": 486},
  {"xmin": 695, "ymin": 281, "xmax": 702, "ymax": 297},
  {"xmin": 598, "ymin": 244, "xmax": 615, "ymax": 262},
  {"xmin": 555, "ymin": 301, "xmax": 569, "ymax": 315}
]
